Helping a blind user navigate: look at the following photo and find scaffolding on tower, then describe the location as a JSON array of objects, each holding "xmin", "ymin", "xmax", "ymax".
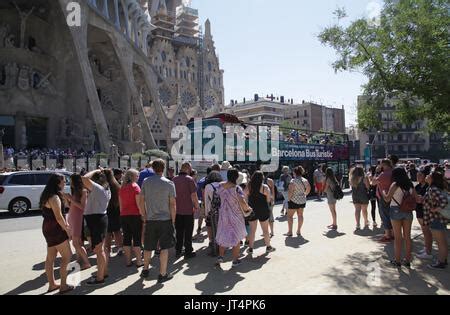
[{"xmin": 198, "ymin": 26, "xmax": 205, "ymax": 110}]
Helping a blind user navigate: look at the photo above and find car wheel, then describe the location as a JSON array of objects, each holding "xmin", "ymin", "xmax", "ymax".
[{"xmin": 8, "ymin": 198, "xmax": 31, "ymax": 215}]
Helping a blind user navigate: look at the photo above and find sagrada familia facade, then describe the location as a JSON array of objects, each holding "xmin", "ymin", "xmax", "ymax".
[{"xmin": 0, "ymin": 0, "xmax": 224, "ymax": 153}]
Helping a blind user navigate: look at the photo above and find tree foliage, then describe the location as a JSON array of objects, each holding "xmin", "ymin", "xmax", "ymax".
[
  {"xmin": 318, "ymin": 0, "xmax": 450, "ymax": 135},
  {"xmin": 144, "ymin": 149, "xmax": 170, "ymax": 159}
]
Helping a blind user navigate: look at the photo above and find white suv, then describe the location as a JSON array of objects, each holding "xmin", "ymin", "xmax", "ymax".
[{"xmin": 0, "ymin": 171, "xmax": 72, "ymax": 215}]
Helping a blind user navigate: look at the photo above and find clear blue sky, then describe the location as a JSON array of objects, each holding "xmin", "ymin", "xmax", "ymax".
[{"xmin": 192, "ymin": 0, "xmax": 383, "ymax": 126}]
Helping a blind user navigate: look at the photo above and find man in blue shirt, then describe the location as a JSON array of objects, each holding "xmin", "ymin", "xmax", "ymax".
[{"xmin": 138, "ymin": 162, "xmax": 155, "ymax": 187}]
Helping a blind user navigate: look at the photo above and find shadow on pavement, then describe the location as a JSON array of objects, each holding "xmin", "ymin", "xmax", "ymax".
[
  {"xmin": 284, "ymin": 236, "xmax": 309, "ymax": 248},
  {"xmin": 354, "ymin": 227, "xmax": 384, "ymax": 237},
  {"xmin": 323, "ymin": 230, "xmax": 346, "ymax": 238},
  {"xmin": 115, "ymin": 279, "xmax": 164, "ymax": 295},
  {"xmin": 323, "ymin": 234, "xmax": 450, "ymax": 294},
  {"xmin": 4, "ymin": 272, "xmax": 48, "ymax": 295}
]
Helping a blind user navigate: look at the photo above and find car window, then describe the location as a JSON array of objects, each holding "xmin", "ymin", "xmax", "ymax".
[
  {"xmin": 8, "ymin": 174, "xmax": 34, "ymax": 185},
  {"xmin": 64, "ymin": 174, "xmax": 71, "ymax": 186},
  {"xmin": 0, "ymin": 175, "xmax": 7, "ymax": 185},
  {"xmin": 35, "ymin": 174, "xmax": 52, "ymax": 186}
]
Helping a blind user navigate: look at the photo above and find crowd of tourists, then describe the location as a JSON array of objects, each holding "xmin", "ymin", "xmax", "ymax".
[{"xmin": 38, "ymin": 156, "xmax": 449, "ymax": 294}]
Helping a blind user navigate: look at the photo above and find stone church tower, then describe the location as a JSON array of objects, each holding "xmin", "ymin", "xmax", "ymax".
[
  {"xmin": 0, "ymin": 0, "xmax": 224, "ymax": 153},
  {"xmin": 144, "ymin": 0, "xmax": 225, "ymax": 150}
]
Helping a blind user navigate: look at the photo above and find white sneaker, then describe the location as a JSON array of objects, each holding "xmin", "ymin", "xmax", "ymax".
[{"xmin": 416, "ymin": 251, "xmax": 433, "ymax": 260}]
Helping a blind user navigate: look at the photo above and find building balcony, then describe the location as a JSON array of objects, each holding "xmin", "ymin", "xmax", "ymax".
[{"xmin": 237, "ymin": 112, "xmax": 285, "ymax": 119}]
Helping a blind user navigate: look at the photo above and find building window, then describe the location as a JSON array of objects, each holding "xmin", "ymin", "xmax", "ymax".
[
  {"xmin": 304, "ymin": 110, "xmax": 308, "ymax": 117},
  {"xmin": 161, "ymin": 51, "xmax": 167, "ymax": 62}
]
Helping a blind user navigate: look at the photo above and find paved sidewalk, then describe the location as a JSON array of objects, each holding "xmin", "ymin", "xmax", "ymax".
[{"xmin": 0, "ymin": 195, "xmax": 448, "ymax": 295}]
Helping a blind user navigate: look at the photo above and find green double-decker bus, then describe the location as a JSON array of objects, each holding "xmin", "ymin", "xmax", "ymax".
[{"xmin": 186, "ymin": 114, "xmax": 350, "ymax": 188}]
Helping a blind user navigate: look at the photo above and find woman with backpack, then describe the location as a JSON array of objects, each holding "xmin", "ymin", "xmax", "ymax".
[
  {"xmin": 204, "ymin": 171, "xmax": 223, "ymax": 256},
  {"xmin": 423, "ymin": 171, "xmax": 448, "ymax": 270},
  {"xmin": 287, "ymin": 166, "xmax": 311, "ymax": 237},
  {"xmin": 324, "ymin": 168, "xmax": 340, "ymax": 230},
  {"xmin": 382, "ymin": 168, "xmax": 416, "ymax": 267},
  {"xmin": 350, "ymin": 166, "xmax": 370, "ymax": 231}
]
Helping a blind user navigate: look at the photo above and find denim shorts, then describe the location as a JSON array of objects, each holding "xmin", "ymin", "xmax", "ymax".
[
  {"xmin": 389, "ymin": 206, "xmax": 413, "ymax": 221},
  {"xmin": 429, "ymin": 219, "xmax": 448, "ymax": 231}
]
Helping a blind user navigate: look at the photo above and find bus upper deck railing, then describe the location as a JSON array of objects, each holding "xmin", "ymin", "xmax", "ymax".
[{"xmin": 188, "ymin": 119, "xmax": 349, "ymax": 146}]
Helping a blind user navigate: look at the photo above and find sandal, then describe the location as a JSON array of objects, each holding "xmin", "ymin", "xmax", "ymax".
[
  {"xmin": 389, "ymin": 260, "xmax": 401, "ymax": 268},
  {"xmin": 285, "ymin": 233, "xmax": 293, "ymax": 237},
  {"xmin": 47, "ymin": 285, "xmax": 60, "ymax": 293},
  {"xmin": 86, "ymin": 277, "xmax": 105, "ymax": 286},
  {"xmin": 378, "ymin": 236, "xmax": 391, "ymax": 243},
  {"xmin": 59, "ymin": 285, "xmax": 74, "ymax": 294},
  {"xmin": 91, "ymin": 272, "xmax": 109, "ymax": 279}
]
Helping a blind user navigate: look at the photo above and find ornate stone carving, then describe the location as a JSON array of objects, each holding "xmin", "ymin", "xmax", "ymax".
[
  {"xmin": 109, "ymin": 143, "xmax": 119, "ymax": 159},
  {"xmin": 158, "ymin": 85, "xmax": 172, "ymax": 106},
  {"xmin": 17, "ymin": 66, "xmax": 30, "ymax": 91},
  {"xmin": 0, "ymin": 24, "xmax": 9, "ymax": 48},
  {"xmin": 181, "ymin": 90, "xmax": 195, "ymax": 109},
  {"xmin": 101, "ymin": 91, "xmax": 117, "ymax": 112},
  {"xmin": 0, "ymin": 63, "xmax": 18, "ymax": 90},
  {"xmin": 0, "ymin": 63, "xmax": 56, "ymax": 94},
  {"xmin": 13, "ymin": 2, "xmax": 35, "ymax": 49},
  {"xmin": 35, "ymin": 73, "xmax": 57, "ymax": 95},
  {"xmin": 4, "ymin": 34, "xmax": 15, "ymax": 48},
  {"xmin": 131, "ymin": 120, "xmax": 144, "ymax": 143}
]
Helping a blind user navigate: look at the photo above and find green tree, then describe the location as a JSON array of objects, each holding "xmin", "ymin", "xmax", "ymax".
[
  {"xmin": 144, "ymin": 149, "xmax": 170, "ymax": 160},
  {"xmin": 318, "ymin": 0, "xmax": 450, "ymax": 135},
  {"xmin": 279, "ymin": 120, "xmax": 297, "ymax": 130}
]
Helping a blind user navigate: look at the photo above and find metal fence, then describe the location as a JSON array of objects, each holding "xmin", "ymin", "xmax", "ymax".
[{"xmin": 3, "ymin": 155, "xmax": 153, "ymax": 173}]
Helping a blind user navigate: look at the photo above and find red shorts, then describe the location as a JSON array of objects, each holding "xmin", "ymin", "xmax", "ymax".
[{"xmin": 315, "ymin": 182, "xmax": 324, "ymax": 193}]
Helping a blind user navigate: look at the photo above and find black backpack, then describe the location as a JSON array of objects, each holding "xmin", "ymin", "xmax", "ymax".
[
  {"xmin": 332, "ymin": 181, "xmax": 344, "ymax": 200},
  {"xmin": 209, "ymin": 185, "xmax": 221, "ymax": 216}
]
